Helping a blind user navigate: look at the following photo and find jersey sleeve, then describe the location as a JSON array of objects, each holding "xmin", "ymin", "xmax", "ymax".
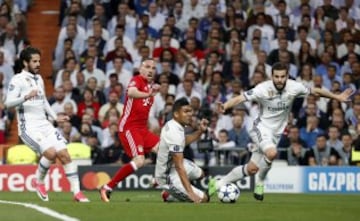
[
  {"xmin": 295, "ymin": 82, "xmax": 311, "ymax": 97},
  {"xmin": 163, "ymin": 125, "xmax": 185, "ymax": 153},
  {"xmin": 243, "ymin": 85, "xmax": 263, "ymax": 102},
  {"xmin": 127, "ymin": 76, "xmax": 141, "ymax": 90},
  {"xmin": 4, "ymin": 76, "xmax": 26, "ymax": 108}
]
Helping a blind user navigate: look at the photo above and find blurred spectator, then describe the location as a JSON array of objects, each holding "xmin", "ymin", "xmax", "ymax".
[
  {"xmin": 338, "ymin": 133, "xmax": 353, "ymax": 165},
  {"xmin": 62, "ymin": 79, "xmax": 81, "ymax": 103},
  {"xmin": 0, "ymin": 50, "xmax": 13, "ymax": 90},
  {"xmin": 81, "ymin": 113, "xmax": 103, "ymax": 144},
  {"xmin": 287, "ymin": 141, "xmax": 307, "ymax": 166},
  {"xmin": 227, "ymin": 114, "xmax": 251, "ymax": 164},
  {"xmin": 50, "ymin": 86, "xmax": 78, "ymax": 114},
  {"xmin": 305, "ymin": 134, "xmax": 341, "ymax": 166},
  {"xmin": 85, "ymin": 77, "xmax": 106, "ymax": 105},
  {"xmin": 212, "ymin": 129, "xmax": 236, "ymax": 166},
  {"xmin": 326, "ymin": 125, "xmax": 343, "ymax": 150},
  {"xmin": 58, "ymin": 120, "xmax": 81, "ymax": 143},
  {"xmin": 77, "ymin": 88, "xmax": 101, "ymax": 119},
  {"xmin": 64, "ymin": 101, "xmax": 81, "ymax": 130},
  {"xmin": 300, "ymin": 115, "xmax": 325, "ymax": 148},
  {"xmin": 98, "ymin": 90, "xmax": 123, "ymax": 124}
]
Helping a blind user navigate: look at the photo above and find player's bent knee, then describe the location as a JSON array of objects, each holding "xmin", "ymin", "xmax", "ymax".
[
  {"xmin": 247, "ymin": 163, "xmax": 259, "ymax": 175},
  {"xmin": 132, "ymin": 156, "xmax": 146, "ymax": 168},
  {"xmin": 43, "ymin": 148, "xmax": 57, "ymax": 161},
  {"xmin": 265, "ymin": 148, "xmax": 277, "ymax": 161},
  {"xmin": 57, "ymin": 149, "xmax": 72, "ymax": 164}
]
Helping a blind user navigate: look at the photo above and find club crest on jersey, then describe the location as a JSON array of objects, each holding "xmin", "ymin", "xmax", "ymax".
[
  {"xmin": 268, "ymin": 90, "xmax": 275, "ymax": 98},
  {"xmin": 25, "ymin": 78, "xmax": 33, "ymax": 87}
]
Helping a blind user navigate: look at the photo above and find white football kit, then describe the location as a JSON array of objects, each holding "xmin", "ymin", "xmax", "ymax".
[
  {"xmin": 244, "ymin": 79, "xmax": 310, "ymax": 163},
  {"xmin": 155, "ymin": 119, "xmax": 204, "ymax": 202},
  {"xmin": 5, "ymin": 70, "xmax": 67, "ymax": 153}
]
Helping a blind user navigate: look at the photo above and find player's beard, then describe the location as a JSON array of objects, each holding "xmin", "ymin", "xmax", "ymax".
[
  {"xmin": 273, "ymin": 81, "xmax": 286, "ymax": 92},
  {"xmin": 28, "ymin": 66, "xmax": 40, "ymax": 75}
]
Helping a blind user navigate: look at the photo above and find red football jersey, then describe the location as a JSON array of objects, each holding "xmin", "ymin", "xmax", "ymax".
[{"xmin": 118, "ymin": 75, "xmax": 154, "ymax": 131}]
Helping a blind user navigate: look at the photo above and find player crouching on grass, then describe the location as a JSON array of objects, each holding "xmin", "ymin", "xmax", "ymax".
[{"xmin": 154, "ymin": 98, "xmax": 210, "ymax": 203}]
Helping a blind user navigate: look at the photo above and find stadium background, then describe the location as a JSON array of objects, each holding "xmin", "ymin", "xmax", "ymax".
[{"xmin": 0, "ymin": 0, "xmax": 360, "ymax": 198}]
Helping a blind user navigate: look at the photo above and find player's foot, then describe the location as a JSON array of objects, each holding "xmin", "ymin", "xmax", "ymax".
[
  {"xmin": 99, "ymin": 185, "xmax": 112, "ymax": 202},
  {"xmin": 31, "ymin": 179, "xmax": 49, "ymax": 202},
  {"xmin": 207, "ymin": 178, "xmax": 217, "ymax": 196},
  {"xmin": 253, "ymin": 183, "xmax": 264, "ymax": 201},
  {"xmin": 74, "ymin": 191, "xmax": 90, "ymax": 202}
]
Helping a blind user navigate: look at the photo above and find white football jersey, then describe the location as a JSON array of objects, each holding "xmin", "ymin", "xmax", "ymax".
[
  {"xmin": 154, "ymin": 119, "xmax": 186, "ymax": 185},
  {"xmin": 244, "ymin": 79, "xmax": 310, "ymax": 135},
  {"xmin": 5, "ymin": 70, "xmax": 57, "ymax": 134}
]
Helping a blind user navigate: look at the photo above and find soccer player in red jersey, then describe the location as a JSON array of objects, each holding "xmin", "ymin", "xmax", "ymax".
[{"xmin": 100, "ymin": 58, "xmax": 160, "ymax": 202}]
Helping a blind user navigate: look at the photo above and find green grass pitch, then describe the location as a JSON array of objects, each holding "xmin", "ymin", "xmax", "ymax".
[{"xmin": 0, "ymin": 191, "xmax": 358, "ymax": 221}]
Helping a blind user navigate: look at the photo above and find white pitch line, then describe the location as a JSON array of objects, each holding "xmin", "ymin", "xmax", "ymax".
[{"xmin": 0, "ymin": 200, "xmax": 79, "ymax": 221}]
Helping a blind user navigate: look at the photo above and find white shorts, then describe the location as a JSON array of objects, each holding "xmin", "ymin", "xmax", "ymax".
[
  {"xmin": 249, "ymin": 125, "xmax": 281, "ymax": 152},
  {"xmin": 20, "ymin": 125, "xmax": 67, "ymax": 154},
  {"xmin": 163, "ymin": 159, "xmax": 204, "ymax": 202}
]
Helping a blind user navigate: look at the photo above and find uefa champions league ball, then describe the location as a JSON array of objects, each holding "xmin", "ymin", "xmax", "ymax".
[{"xmin": 217, "ymin": 183, "xmax": 240, "ymax": 203}]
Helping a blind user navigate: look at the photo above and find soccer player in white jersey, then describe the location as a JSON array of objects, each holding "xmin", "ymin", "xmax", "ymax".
[
  {"xmin": 208, "ymin": 62, "xmax": 353, "ymax": 201},
  {"xmin": 4, "ymin": 47, "xmax": 89, "ymax": 202},
  {"xmin": 154, "ymin": 98, "xmax": 210, "ymax": 203}
]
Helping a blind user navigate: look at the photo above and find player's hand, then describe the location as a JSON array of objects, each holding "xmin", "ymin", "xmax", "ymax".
[
  {"xmin": 25, "ymin": 89, "xmax": 38, "ymax": 100},
  {"xmin": 149, "ymin": 84, "xmax": 160, "ymax": 97},
  {"xmin": 189, "ymin": 192, "xmax": 202, "ymax": 204},
  {"xmin": 199, "ymin": 118, "xmax": 209, "ymax": 132},
  {"xmin": 56, "ymin": 115, "xmax": 70, "ymax": 123},
  {"xmin": 337, "ymin": 88, "xmax": 354, "ymax": 102},
  {"xmin": 216, "ymin": 101, "xmax": 225, "ymax": 114}
]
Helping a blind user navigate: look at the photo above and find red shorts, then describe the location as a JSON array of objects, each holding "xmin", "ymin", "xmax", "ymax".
[{"xmin": 118, "ymin": 128, "xmax": 159, "ymax": 158}]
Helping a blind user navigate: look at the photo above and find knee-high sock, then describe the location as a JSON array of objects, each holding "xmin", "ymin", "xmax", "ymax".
[
  {"xmin": 216, "ymin": 164, "xmax": 248, "ymax": 189},
  {"xmin": 35, "ymin": 157, "xmax": 52, "ymax": 184},
  {"xmin": 106, "ymin": 161, "xmax": 137, "ymax": 189},
  {"xmin": 63, "ymin": 162, "xmax": 80, "ymax": 194},
  {"xmin": 257, "ymin": 156, "xmax": 272, "ymax": 184}
]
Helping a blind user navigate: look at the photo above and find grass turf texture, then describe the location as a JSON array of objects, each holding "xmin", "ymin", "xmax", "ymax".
[{"xmin": 0, "ymin": 191, "xmax": 358, "ymax": 221}]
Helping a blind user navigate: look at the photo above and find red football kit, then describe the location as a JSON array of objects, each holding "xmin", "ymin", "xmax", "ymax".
[{"xmin": 118, "ymin": 75, "xmax": 159, "ymax": 157}]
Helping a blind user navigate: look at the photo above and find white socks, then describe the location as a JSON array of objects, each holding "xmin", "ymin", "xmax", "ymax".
[
  {"xmin": 35, "ymin": 157, "xmax": 52, "ymax": 184},
  {"xmin": 216, "ymin": 164, "xmax": 248, "ymax": 189},
  {"xmin": 63, "ymin": 162, "xmax": 80, "ymax": 194},
  {"xmin": 257, "ymin": 156, "xmax": 272, "ymax": 185}
]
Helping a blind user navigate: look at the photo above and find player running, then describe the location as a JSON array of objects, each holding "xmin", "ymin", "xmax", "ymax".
[
  {"xmin": 100, "ymin": 58, "xmax": 160, "ymax": 202},
  {"xmin": 208, "ymin": 62, "xmax": 353, "ymax": 201},
  {"xmin": 5, "ymin": 47, "xmax": 89, "ymax": 202}
]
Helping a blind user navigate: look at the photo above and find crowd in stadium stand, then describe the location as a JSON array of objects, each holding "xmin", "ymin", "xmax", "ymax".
[{"xmin": 2, "ymin": 0, "xmax": 360, "ymax": 166}]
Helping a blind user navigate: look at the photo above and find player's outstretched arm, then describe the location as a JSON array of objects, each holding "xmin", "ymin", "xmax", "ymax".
[
  {"xmin": 311, "ymin": 88, "xmax": 353, "ymax": 102},
  {"xmin": 218, "ymin": 94, "xmax": 247, "ymax": 113},
  {"xmin": 185, "ymin": 119, "xmax": 209, "ymax": 145}
]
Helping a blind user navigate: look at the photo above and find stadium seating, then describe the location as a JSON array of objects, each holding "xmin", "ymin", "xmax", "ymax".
[
  {"xmin": 6, "ymin": 144, "xmax": 37, "ymax": 165},
  {"xmin": 66, "ymin": 142, "xmax": 92, "ymax": 166}
]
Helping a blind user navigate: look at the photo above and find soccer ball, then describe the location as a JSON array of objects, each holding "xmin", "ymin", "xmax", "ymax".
[{"xmin": 217, "ymin": 183, "xmax": 240, "ymax": 203}]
